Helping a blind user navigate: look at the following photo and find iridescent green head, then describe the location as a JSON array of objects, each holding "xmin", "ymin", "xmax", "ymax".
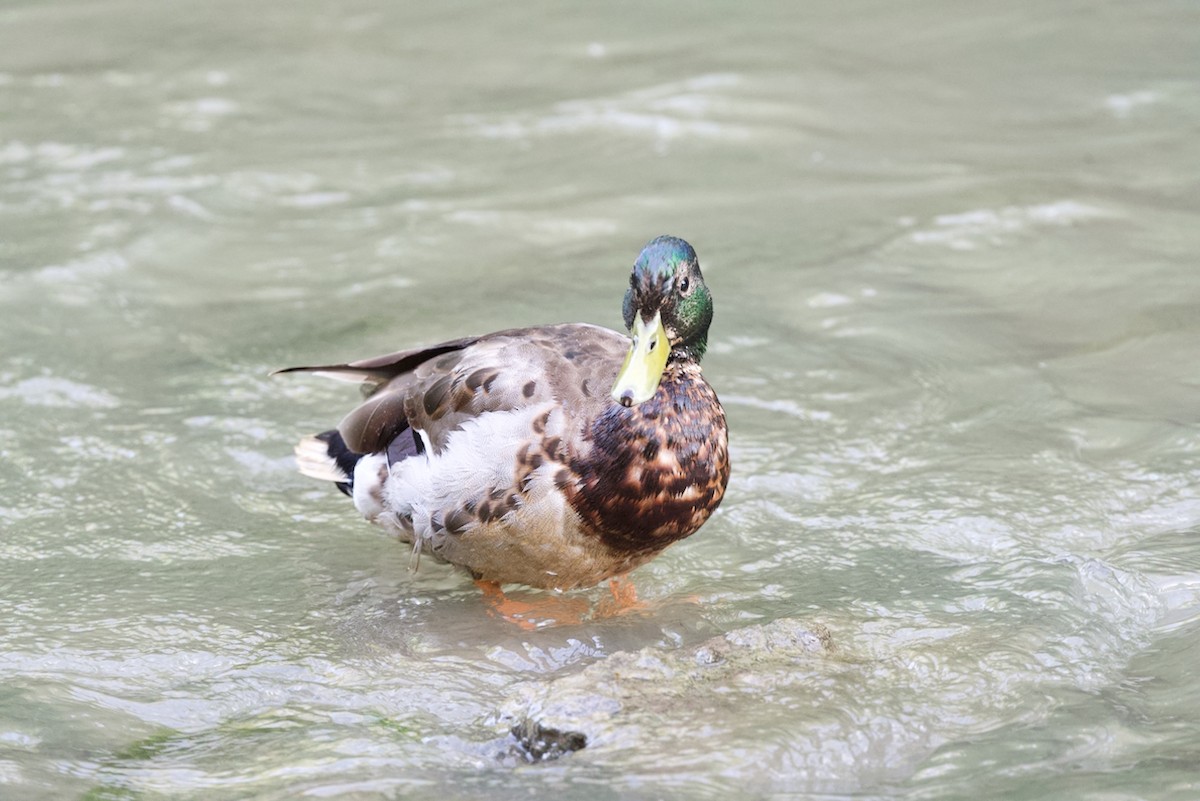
[{"xmin": 612, "ymin": 236, "xmax": 713, "ymax": 406}]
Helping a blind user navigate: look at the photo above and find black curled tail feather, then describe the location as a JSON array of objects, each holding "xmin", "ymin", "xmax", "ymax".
[{"xmin": 318, "ymin": 431, "xmax": 363, "ymax": 487}]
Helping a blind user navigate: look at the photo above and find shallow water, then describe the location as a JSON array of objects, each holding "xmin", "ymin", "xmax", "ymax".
[{"xmin": 2, "ymin": 0, "xmax": 1199, "ymax": 798}]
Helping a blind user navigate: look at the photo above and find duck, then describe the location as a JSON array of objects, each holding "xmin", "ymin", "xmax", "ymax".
[{"xmin": 276, "ymin": 235, "xmax": 730, "ymax": 593}]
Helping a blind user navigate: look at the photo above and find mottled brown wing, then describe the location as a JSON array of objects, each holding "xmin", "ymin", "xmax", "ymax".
[
  {"xmin": 390, "ymin": 323, "xmax": 630, "ymax": 455},
  {"xmin": 284, "ymin": 323, "xmax": 630, "ymax": 456}
]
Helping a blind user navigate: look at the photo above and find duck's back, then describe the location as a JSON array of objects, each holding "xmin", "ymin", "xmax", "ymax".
[{"xmin": 340, "ymin": 322, "xmax": 629, "ymax": 459}]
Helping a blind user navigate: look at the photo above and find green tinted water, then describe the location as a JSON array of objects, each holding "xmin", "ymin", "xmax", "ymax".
[{"xmin": 2, "ymin": 1, "xmax": 1199, "ymax": 798}]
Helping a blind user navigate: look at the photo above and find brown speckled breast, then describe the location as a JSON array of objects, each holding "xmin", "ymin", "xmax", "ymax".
[{"xmin": 564, "ymin": 362, "xmax": 730, "ymax": 557}]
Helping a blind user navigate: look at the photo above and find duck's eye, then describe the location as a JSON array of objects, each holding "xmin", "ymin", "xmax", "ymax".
[{"xmin": 680, "ymin": 276, "xmax": 691, "ymax": 295}]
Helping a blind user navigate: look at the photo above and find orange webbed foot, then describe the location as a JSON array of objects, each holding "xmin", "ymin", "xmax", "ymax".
[
  {"xmin": 475, "ymin": 580, "xmax": 590, "ymax": 630},
  {"xmin": 592, "ymin": 575, "xmax": 652, "ymax": 619}
]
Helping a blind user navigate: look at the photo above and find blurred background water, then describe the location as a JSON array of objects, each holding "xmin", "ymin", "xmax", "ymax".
[{"xmin": 2, "ymin": 0, "xmax": 1199, "ymax": 798}]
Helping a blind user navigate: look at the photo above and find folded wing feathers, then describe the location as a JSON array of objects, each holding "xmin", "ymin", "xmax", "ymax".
[{"xmin": 272, "ymin": 337, "xmax": 479, "ymax": 393}]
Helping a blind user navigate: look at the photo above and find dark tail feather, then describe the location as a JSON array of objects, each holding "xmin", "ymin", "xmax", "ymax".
[{"xmin": 294, "ymin": 430, "xmax": 362, "ymax": 497}]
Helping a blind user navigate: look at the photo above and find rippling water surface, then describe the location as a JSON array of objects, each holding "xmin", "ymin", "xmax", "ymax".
[{"xmin": 2, "ymin": 1, "xmax": 1199, "ymax": 798}]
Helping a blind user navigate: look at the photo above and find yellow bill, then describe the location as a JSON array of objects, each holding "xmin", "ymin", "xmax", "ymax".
[{"xmin": 611, "ymin": 310, "xmax": 669, "ymax": 407}]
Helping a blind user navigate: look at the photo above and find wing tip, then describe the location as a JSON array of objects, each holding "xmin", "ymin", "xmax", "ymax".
[{"xmin": 272, "ymin": 365, "xmax": 379, "ymax": 385}]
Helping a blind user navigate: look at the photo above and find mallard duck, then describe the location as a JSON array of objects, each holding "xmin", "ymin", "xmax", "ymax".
[{"xmin": 277, "ymin": 235, "xmax": 729, "ymax": 592}]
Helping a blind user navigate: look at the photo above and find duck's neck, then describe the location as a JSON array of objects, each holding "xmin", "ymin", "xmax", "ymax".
[{"xmin": 670, "ymin": 338, "xmax": 707, "ymax": 365}]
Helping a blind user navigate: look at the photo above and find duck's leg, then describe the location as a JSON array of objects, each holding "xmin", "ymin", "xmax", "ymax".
[{"xmin": 474, "ymin": 580, "xmax": 589, "ymax": 630}]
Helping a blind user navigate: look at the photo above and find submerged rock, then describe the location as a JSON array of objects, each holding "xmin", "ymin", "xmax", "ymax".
[
  {"xmin": 495, "ymin": 617, "xmax": 834, "ymax": 759},
  {"xmin": 508, "ymin": 718, "xmax": 588, "ymax": 763}
]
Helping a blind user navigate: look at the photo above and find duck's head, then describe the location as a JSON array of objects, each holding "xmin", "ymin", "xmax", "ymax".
[{"xmin": 611, "ymin": 235, "xmax": 713, "ymax": 408}]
